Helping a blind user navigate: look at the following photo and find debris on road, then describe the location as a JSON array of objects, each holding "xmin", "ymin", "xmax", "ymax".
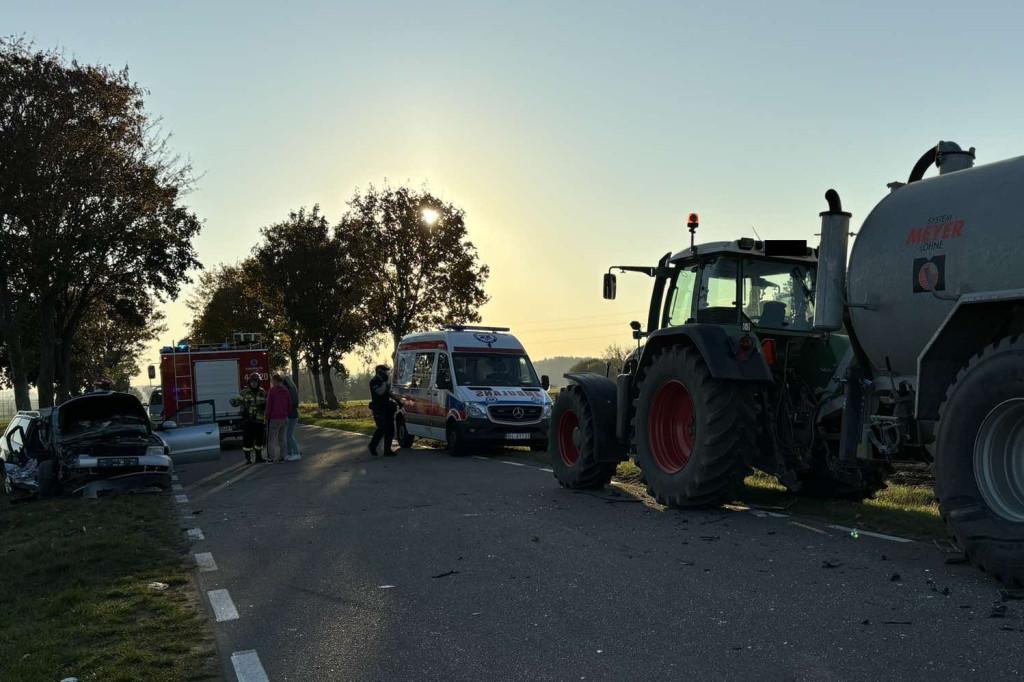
[
  {"xmin": 378, "ymin": 585, "xmax": 396, "ymax": 589},
  {"xmin": 147, "ymin": 582, "xmax": 169, "ymax": 591},
  {"xmin": 431, "ymin": 570, "xmax": 459, "ymax": 579},
  {"xmin": 999, "ymin": 589, "xmax": 1024, "ymax": 601},
  {"xmin": 989, "ymin": 604, "xmax": 1008, "ymax": 618},
  {"xmin": 890, "ymin": 573, "xmax": 901, "ymax": 582},
  {"xmin": 821, "ymin": 560, "xmax": 842, "ymax": 569}
]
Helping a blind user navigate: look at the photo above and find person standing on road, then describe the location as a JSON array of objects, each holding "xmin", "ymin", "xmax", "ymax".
[
  {"xmin": 231, "ymin": 375, "xmax": 268, "ymax": 464},
  {"xmin": 368, "ymin": 365, "xmax": 398, "ymax": 457},
  {"xmin": 265, "ymin": 374, "xmax": 293, "ymax": 462},
  {"xmin": 281, "ymin": 374, "xmax": 302, "ymax": 461}
]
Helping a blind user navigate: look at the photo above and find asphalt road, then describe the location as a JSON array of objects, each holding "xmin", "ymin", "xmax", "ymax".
[{"xmin": 176, "ymin": 426, "xmax": 1022, "ymax": 682}]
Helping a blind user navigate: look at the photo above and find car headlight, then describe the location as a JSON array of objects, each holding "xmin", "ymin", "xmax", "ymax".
[
  {"xmin": 146, "ymin": 445, "xmax": 165, "ymax": 457},
  {"xmin": 466, "ymin": 402, "xmax": 488, "ymax": 419},
  {"xmin": 542, "ymin": 404, "xmax": 552, "ymax": 419}
]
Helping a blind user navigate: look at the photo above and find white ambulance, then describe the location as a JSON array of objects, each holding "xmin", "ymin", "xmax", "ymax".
[{"xmin": 392, "ymin": 326, "xmax": 552, "ymax": 455}]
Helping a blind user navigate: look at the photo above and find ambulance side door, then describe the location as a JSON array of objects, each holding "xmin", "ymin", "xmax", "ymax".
[
  {"xmin": 406, "ymin": 351, "xmax": 437, "ymax": 435},
  {"xmin": 432, "ymin": 352, "xmax": 454, "ymax": 432}
]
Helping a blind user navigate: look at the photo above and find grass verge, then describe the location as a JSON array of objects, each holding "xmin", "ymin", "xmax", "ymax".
[
  {"xmin": 299, "ymin": 403, "xmax": 376, "ymax": 436},
  {"xmin": 0, "ymin": 494, "xmax": 218, "ymax": 682}
]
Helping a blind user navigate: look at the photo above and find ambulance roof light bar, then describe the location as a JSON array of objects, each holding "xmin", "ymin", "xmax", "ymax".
[{"xmin": 442, "ymin": 325, "xmax": 511, "ymax": 333}]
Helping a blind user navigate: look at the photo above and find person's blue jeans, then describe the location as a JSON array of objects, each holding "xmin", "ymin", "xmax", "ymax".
[{"xmin": 286, "ymin": 417, "xmax": 300, "ymax": 455}]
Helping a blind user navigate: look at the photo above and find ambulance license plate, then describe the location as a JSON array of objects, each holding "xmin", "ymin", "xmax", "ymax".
[{"xmin": 505, "ymin": 433, "xmax": 530, "ymax": 441}]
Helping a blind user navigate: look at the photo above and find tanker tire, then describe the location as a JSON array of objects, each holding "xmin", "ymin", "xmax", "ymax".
[
  {"xmin": 935, "ymin": 335, "xmax": 1024, "ymax": 587},
  {"xmin": 549, "ymin": 387, "xmax": 617, "ymax": 490},
  {"xmin": 633, "ymin": 345, "xmax": 759, "ymax": 508},
  {"xmin": 37, "ymin": 459, "xmax": 58, "ymax": 498}
]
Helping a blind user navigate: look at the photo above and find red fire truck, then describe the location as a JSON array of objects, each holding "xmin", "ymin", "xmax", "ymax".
[{"xmin": 151, "ymin": 336, "xmax": 270, "ymax": 439}]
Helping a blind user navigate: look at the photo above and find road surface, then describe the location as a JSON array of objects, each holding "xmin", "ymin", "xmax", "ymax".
[{"xmin": 174, "ymin": 426, "xmax": 1022, "ymax": 682}]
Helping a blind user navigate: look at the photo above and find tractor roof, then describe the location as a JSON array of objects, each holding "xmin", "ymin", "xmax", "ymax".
[{"xmin": 669, "ymin": 239, "xmax": 818, "ymax": 265}]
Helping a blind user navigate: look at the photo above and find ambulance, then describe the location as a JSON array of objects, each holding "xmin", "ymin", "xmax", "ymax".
[{"xmin": 392, "ymin": 326, "xmax": 551, "ymax": 455}]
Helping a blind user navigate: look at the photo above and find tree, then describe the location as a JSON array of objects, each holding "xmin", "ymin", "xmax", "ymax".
[
  {"xmin": 0, "ymin": 38, "xmax": 201, "ymax": 407},
  {"xmin": 567, "ymin": 344, "xmax": 634, "ymax": 376},
  {"xmin": 186, "ymin": 260, "xmax": 292, "ymax": 371},
  {"xmin": 336, "ymin": 185, "xmax": 489, "ymax": 356},
  {"xmin": 254, "ymin": 206, "xmax": 373, "ymax": 409}
]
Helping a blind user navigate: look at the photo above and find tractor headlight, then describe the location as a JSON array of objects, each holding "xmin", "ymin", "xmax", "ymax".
[
  {"xmin": 146, "ymin": 445, "xmax": 166, "ymax": 457},
  {"xmin": 466, "ymin": 402, "xmax": 488, "ymax": 419}
]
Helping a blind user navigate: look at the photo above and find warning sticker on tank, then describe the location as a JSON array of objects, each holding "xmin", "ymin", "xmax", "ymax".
[{"xmin": 912, "ymin": 255, "xmax": 946, "ymax": 293}]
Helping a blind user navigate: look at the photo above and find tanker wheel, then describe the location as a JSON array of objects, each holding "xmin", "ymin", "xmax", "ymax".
[
  {"xmin": 549, "ymin": 387, "xmax": 617, "ymax": 489},
  {"xmin": 935, "ymin": 336, "xmax": 1024, "ymax": 586},
  {"xmin": 633, "ymin": 345, "xmax": 759, "ymax": 508}
]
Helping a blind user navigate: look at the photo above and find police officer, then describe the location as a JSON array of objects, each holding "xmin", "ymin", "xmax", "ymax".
[
  {"xmin": 368, "ymin": 365, "xmax": 398, "ymax": 457},
  {"xmin": 231, "ymin": 375, "xmax": 268, "ymax": 464}
]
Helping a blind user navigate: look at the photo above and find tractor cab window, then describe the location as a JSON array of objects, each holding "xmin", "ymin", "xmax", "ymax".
[
  {"xmin": 663, "ymin": 266, "xmax": 698, "ymax": 327},
  {"xmin": 696, "ymin": 257, "xmax": 740, "ymax": 323},
  {"xmin": 741, "ymin": 259, "xmax": 815, "ymax": 330}
]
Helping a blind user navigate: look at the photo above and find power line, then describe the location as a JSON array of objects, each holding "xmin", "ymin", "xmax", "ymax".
[{"xmin": 502, "ymin": 310, "xmax": 647, "ymax": 329}]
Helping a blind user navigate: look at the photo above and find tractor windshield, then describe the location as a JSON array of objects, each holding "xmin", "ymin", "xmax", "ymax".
[{"xmin": 741, "ymin": 258, "xmax": 815, "ymax": 330}]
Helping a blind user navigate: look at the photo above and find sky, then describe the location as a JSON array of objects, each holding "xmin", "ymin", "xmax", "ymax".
[{"xmin": 7, "ymin": 0, "xmax": 1024, "ymax": 382}]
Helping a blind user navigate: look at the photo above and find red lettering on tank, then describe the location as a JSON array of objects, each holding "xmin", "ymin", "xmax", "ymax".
[
  {"xmin": 952, "ymin": 220, "xmax": 964, "ymax": 237},
  {"xmin": 942, "ymin": 222, "xmax": 951, "ymax": 239},
  {"xmin": 906, "ymin": 228, "xmax": 923, "ymax": 244}
]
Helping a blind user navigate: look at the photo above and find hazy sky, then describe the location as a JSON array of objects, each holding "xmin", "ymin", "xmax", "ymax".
[{"xmin": 7, "ymin": 0, "xmax": 1024, "ymax": 379}]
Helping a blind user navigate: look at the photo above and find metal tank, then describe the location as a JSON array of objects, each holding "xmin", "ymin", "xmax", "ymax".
[{"xmin": 846, "ymin": 145, "xmax": 1024, "ymax": 379}]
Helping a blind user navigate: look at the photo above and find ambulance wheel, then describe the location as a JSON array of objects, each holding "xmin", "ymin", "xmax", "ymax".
[
  {"xmin": 447, "ymin": 421, "xmax": 469, "ymax": 457},
  {"xmin": 395, "ymin": 417, "xmax": 414, "ymax": 449}
]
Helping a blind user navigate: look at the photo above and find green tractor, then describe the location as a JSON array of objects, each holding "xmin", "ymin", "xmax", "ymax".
[{"xmin": 549, "ymin": 215, "xmax": 890, "ymax": 506}]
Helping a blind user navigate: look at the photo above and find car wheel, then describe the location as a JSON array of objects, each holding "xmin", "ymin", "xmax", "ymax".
[{"xmin": 37, "ymin": 459, "xmax": 59, "ymax": 497}]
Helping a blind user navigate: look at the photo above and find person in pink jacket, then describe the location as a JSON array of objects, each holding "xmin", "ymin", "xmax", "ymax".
[{"xmin": 265, "ymin": 374, "xmax": 294, "ymax": 462}]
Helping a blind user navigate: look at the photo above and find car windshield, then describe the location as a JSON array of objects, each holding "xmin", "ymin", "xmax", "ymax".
[
  {"xmin": 452, "ymin": 353, "xmax": 541, "ymax": 387},
  {"xmin": 742, "ymin": 258, "xmax": 816, "ymax": 330}
]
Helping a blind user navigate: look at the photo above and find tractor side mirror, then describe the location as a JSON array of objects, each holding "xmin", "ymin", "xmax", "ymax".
[
  {"xmin": 148, "ymin": 365, "xmax": 156, "ymax": 380},
  {"xmin": 630, "ymin": 320, "xmax": 644, "ymax": 340},
  {"xmin": 603, "ymin": 273, "xmax": 617, "ymax": 300},
  {"xmin": 541, "ymin": 375, "xmax": 550, "ymax": 391}
]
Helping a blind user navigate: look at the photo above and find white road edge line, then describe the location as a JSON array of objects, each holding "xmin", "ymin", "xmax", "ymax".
[
  {"xmin": 231, "ymin": 650, "xmax": 270, "ymax": 682},
  {"xmin": 749, "ymin": 510, "xmax": 790, "ymax": 519},
  {"xmin": 194, "ymin": 552, "xmax": 218, "ymax": 572},
  {"xmin": 208, "ymin": 589, "xmax": 239, "ymax": 621},
  {"xmin": 473, "ymin": 455, "xmax": 488, "ymax": 460},
  {"xmin": 186, "ymin": 527, "xmax": 205, "ymax": 541},
  {"xmin": 538, "ymin": 467, "xmax": 554, "ymax": 473},
  {"xmin": 500, "ymin": 461, "xmax": 526, "ymax": 467},
  {"xmin": 827, "ymin": 524, "xmax": 915, "ymax": 544},
  {"xmin": 174, "ymin": 494, "xmax": 189, "ymax": 504}
]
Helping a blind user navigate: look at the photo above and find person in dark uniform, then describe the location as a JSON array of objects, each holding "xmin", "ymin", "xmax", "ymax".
[
  {"xmin": 368, "ymin": 365, "xmax": 398, "ymax": 457},
  {"xmin": 231, "ymin": 375, "xmax": 268, "ymax": 464}
]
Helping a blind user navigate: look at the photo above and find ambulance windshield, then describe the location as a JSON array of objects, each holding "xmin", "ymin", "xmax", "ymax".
[{"xmin": 453, "ymin": 353, "xmax": 542, "ymax": 388}]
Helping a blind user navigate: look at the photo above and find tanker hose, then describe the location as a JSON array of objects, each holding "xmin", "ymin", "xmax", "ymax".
[
  {"xmin": 824, "ymin": 189, "xmax": 843, "ymax": 213},
  {"xmin": 907, "ymin": 145, "xmax": 939, "ymax": 184}
]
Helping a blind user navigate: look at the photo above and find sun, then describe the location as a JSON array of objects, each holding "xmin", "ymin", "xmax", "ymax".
[{"xmin": 421, "ymin": 208, "xmax": 440, "ymax": 225}]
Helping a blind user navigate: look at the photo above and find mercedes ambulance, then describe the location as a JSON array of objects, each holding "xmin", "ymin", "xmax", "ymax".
[{"xmin": 392, "ymin": 326, "xmax": 551, "ymax": 455}]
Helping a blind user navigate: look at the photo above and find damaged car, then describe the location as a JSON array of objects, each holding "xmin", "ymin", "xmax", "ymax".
[{"xmin": 1, "ymin": 392, "xmax": 174, "ymax": 498}]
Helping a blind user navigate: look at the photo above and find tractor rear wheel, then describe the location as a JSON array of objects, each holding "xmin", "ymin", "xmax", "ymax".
[
  {"xmin": 935, "ymin": 336, "xmax": 1024, "ymax": 586},
  {"xmin": 549, "ymin": 387, "xmax": 618, "ymax": 489},
  {"xmin": 633, "ymin": 345, "xmax": 759, "ymax": 508}
]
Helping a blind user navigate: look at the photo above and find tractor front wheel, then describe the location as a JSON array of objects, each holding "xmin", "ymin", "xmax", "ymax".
[
  {"xmin": 633, "ymin": 345, "xmax": 759, "ymax": 507},
  {"xmin": 549, "ymin": 387, "xmax": 618, "ymax": 489}
]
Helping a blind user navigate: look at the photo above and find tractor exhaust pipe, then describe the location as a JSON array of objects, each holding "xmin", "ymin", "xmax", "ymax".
[{"xmin": 813, "ymin": 189, "xmax": 851, "ymax": 332}]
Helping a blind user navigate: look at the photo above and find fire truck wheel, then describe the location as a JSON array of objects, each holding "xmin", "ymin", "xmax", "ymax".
[
  {"xmin": 935, "ymin": 336, "xmax": 1024, "ymax": 587},
  {"xmin": 549, "ymin": 386, "xmax": 617, "ymax": 490},
  {"xmin": 396, "ymin": 417, "xmax": 414, "ymax": 449},
  {"xmin": 632, "ymin": 344, "xmax": 759, "ymax": 508}
]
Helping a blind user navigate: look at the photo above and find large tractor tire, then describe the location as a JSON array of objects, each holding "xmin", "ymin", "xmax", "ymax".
[
  {"xmin": 633, "ymin": 345, "xmax": 759, "ymax": 508},
  {"xmin": 549, "ymin": 386, "xmax": 618, "ymax": 489},
  {"xmin": 935, "ymin": 336, "xmax": 1024, "ymax": 586}
]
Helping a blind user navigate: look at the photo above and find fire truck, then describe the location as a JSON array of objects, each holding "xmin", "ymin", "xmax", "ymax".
[{"xmin": 149, "ymin": 334, "xmax": 271, "ymax": 439}]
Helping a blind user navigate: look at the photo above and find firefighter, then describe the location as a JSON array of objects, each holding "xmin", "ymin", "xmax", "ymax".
[
  {"xmin": 231, "ymin": 374, "xmax": 268, "ymax": 464},
  {"xmin": 368, "ymin": 365, "xmax": 398, "ymax": 457}
]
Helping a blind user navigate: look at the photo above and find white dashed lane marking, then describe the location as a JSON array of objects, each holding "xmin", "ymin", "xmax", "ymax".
[
  {"xmin": 194, "ymin": 552, "xmax": 218, "ymax": 572},
  {"xmin": 172, "ymin": 483, "xmax": 183, "ymax": 492},
  {"xmin": 501, "ymin": 461, "xmax": 526, "ymax": 467},
  {"xmin": 186, "ymin": 527, "xmax": 205, "ymax": 541},
  {"xmin": 208, "ymin": 589, "xmax": 239, "ymax": 622},
  {"xmin": 174, "ymin": 494, "xmax": 189, "ymax": 504},
  {"xmin": 231, "ymin": 650, "xmax": 270, "ymax": 682}
]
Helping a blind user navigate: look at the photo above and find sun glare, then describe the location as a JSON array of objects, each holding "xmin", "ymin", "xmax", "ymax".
[{"xmin": 421, "ymin": 208, "xmax": 440, "ymax": 225}]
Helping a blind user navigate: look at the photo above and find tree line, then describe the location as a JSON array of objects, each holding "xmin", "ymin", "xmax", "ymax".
[
  {"xmin": 187, "ymin": 186, "xmax": 490, "ymax": 410},
  {"xmin": 0, "ymin": 38, "xmax": 199, "ymax": 409}
]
